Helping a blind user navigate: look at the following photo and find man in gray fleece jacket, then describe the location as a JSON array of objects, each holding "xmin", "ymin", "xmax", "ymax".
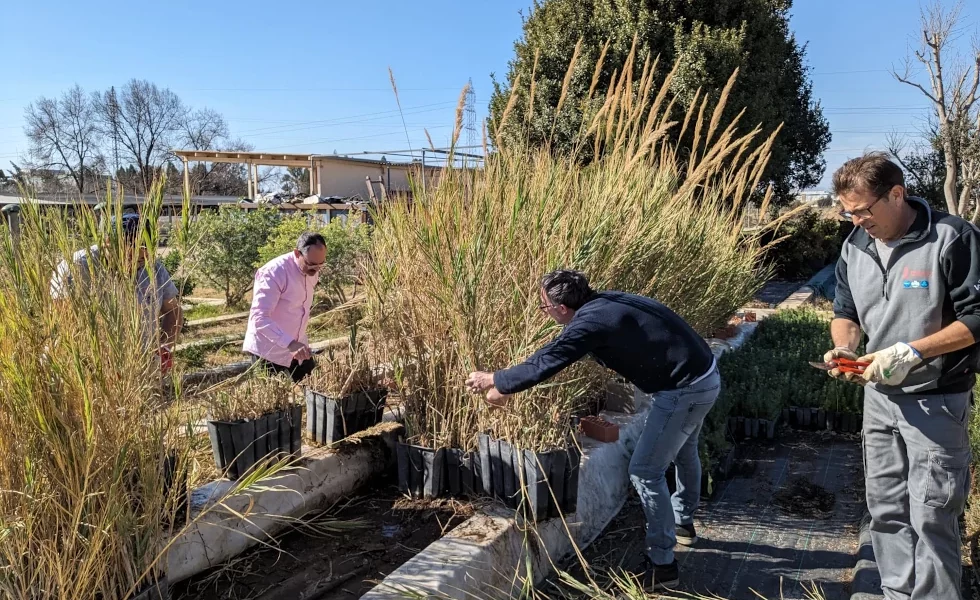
[{"xmin": 829, "ymin": 152, "xmax": 980, "ymax": 600}]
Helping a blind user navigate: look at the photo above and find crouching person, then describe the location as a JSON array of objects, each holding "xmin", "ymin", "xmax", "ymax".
[{"xmin": 465, "ymin": 269, "xmax": 719, "ymax": 591}]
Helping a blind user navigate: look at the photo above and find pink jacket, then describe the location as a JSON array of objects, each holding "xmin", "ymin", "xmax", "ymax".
[{"xmin": 243, "ymin": 252, "xmax": 319, "ymax": 367}]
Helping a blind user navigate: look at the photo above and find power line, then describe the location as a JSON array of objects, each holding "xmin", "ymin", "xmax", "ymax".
[
  {"xmin": 232, "ymin": 101, "xmax": 458, "ymax": 136},
  {"xmin": 237, "ymin": 106, "xmax": 462, "ymax": 140},
  {"xmin": 812, "ymin": 69, "xmax": 890, "ymax": 75},
  {"xmin": 184, "ymin": 86, "xmax": 468, "ymax": 92},
  {"xmin": 260, "ymin": 125, "xmax": 454, "ymax": 151}
]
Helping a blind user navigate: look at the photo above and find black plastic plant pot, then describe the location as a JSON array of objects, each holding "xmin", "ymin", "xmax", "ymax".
[
  {"xmin": 445, "ymin": 448, "xmax": 483, "ymax": 498},
  {"xmin": 396, "ymin": 443, "xmax": 446, "ymax": 498},
  {"xmin": 129, "ymin": 577, "xmax": 169, "ymax": 600},
  {"xmin": 478, "ymin": 434, "xmax": 581, "ymax": 521},
  {"xmin": 207, "ymin": 406, "xmax": 302, "ymax": 481},
  {"xmin": 305, "ymin": 388, "xmax": 388, "ymax": 445},
  {"xmin": 163, "ymin": 452, "xmax": 188, "ymax": 524}
]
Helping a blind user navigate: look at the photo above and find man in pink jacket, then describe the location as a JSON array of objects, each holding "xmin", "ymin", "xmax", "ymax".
[{"xmin": 244, "ymin": 232, "xmax": 326, "ymax": 382}]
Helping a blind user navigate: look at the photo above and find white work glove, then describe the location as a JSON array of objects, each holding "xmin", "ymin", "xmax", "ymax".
[
  {"xmin": 823, "ymin": 347, "xmax": 865, "ymax": 385},
  {"xmin": 859, "ymin": 342, "xmax": 923, "ymax": 386}
]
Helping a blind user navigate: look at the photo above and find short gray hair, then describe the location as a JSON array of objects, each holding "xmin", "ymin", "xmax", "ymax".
[{"xmin": 296, "ymin": 232, "xmax": 326, "ymax": 255}]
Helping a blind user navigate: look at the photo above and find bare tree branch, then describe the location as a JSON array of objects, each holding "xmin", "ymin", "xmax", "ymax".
[
  {"xmin": 181, "ymin": 108, "xmax": 229, "ymax": 194},
  {"xmin": 892, "ymin": 0, "xmax": 980, "ymax": 216},
  {"xmin": 23, "ymin": 85, "xmax": 100, "ymax": 194},
  {"xmin": 886, "ymin": 132, "xmax": 930, "ymax": 191},
  {"xmin": 93, "ymin": 80, "xmax": 187, "ymax": 193}
]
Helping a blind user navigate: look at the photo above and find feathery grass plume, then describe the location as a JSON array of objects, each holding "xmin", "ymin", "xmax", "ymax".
[
  {"xmin": 451, "ymin": 82, "xmax": 472, "ymax": 154},
  {"xmin": 388, "ymin": 67, "xmax": 413, "ymax": 152},
  {"xmin": 0, "ymin": 182, "xmax": 296, "ymax": 599},
  {"xmin": 549, "ymin": 39, "xmax": 583, "ymax": 146},
  {"xmin": 367, "ymin": 51, "xmax": 786, "ymax": 453}
]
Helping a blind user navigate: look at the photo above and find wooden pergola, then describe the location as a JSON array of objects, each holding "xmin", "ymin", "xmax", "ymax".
[{"xmin": 173, "ymin": 150, "xmax": 327, "ymax": 200}]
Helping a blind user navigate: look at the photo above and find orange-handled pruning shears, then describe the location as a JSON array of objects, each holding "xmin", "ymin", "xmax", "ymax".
[{"xmin": 808, "ymin": 357, "xmax": 871, "ymax": 374}]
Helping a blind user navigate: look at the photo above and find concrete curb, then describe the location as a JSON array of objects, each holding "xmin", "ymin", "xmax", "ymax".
[
  {"xmin": 184, "ymin": 311, "xmax": 250, "ymax": 328},
  {"xmin": 175, "ymin": 335, "xmax": 244, "ymax": 353},
  {"xmin": 777, "ymin": 285, "xmax": 816, "ymax": 310},
  {"xmin": 362, "ymin": 324, "xmax": 758, "ymax": 600},
  {"xmin": 851, "ymin": 512, "xmax": 883, "ymax": 599},
  {"xmin": 166, "ymin": 422, "xmax": 403, "ymax": 583}
]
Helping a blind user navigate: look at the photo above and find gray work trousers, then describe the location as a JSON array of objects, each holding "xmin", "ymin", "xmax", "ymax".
[{"xmin": 863, "ymin": 385, "xmax": 972, "ymax": 600}]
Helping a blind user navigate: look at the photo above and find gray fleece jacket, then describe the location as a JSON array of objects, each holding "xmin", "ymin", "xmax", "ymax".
[{"xmin": 833, "ymin": 197, "xmax": 980, "ymax": 394}]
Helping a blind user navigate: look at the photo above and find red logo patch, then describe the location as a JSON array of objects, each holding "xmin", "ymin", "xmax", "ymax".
[{"xmin": 901, "ymin": 266, "xmax": 932, "ymax": 280}]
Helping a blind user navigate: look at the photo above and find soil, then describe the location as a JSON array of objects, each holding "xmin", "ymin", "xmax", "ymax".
[
  {"xmin": 173, "ymin": 476, "xmax": 475, "ymax": 600},
  {"xmin": 773, "ymin": 476, "xmax": 836, "ymax": 519}
]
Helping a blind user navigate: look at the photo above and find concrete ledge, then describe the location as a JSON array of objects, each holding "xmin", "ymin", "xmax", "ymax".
[
  {"xmin": 166, "ymin": 422, "xmax": 403, "ymax": 583},
  {"xmin": 184, "ymin": 311, "xmax": 250, "ymax": 328},
  {"xmin": 180, "ymin": 361, "xmax": 252, "ymax": 390},
  {"xmin": 777, "ymin": 285, "xmax": 816, "ymax": 310},
  {"xmin": 175, "ymin": 335, "xmax": 244, "ymax": 353},
  {"xmin": 363, "ymin": 324, "xmax": 758, "ymax": 600}
]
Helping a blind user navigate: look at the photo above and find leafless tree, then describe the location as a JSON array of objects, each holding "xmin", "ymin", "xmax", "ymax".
[
  {"xmin": 93, "ymin": 79, "xmax": 187, "ymax": 193},
  {"xmin": 23, "ymin": 85, "xmax": 100, "ymax": 194},
  {"xmin": 193, "ymin": 138, "xmax": 254, "ymax": 197},
  {"xmin": 893, "ymin": 0, "xmax": 980, "ymax": 218},
  {"xmin": 180, "ymin": 108, "xmax": 230, "ymax": 194}
]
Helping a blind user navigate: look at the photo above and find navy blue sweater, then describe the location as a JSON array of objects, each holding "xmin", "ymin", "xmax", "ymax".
[{"xmin": 493, "ymin": 291, "xmax": 714, "ymax": 395}]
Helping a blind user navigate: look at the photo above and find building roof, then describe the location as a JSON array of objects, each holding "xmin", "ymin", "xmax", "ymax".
[{"xmin": 172, "ymin": 150, "xmax": 423, "ymax": 168}]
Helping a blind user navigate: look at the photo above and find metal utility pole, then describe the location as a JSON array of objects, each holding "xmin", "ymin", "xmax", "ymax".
[
  {"xmin": 464, "ymin": 78, "xmax": 477, "ymax": 170},
  {"xmin": 2, "ymin": 204, "xmax": 21, "ymax": 244}
]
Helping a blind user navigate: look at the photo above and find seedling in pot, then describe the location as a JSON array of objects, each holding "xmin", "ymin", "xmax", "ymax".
[
  {"xmin": 305, "ymin": 324, "xmax": 389, "ymax": 444},
  {"xmin": 204, "ymin": 374, "xmax": 302, "ymax": 480}
]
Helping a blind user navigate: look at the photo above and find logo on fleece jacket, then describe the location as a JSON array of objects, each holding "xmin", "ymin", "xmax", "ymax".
[{"xmin": 901, "ymin": 266, "xmax": 931, "ymax": 290}]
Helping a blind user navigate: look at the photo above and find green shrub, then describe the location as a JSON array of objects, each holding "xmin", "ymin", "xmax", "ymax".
[
  {"xmin": 161, "ymin": 248, "xmax": 196, "ymax": 297},
  {"xmin": 699, "ymin": 307, "xmax": 866, "ymax": 471},
  {"xmin": 759, "ymin": 208, "xmax": 852, "ymax": 280},
  {"xmin": 256, "ymin": 213, "xmax": 369, "ymax": 304},
  {"xmin": 191, "ymin": 205, "xmax": 281, "ymax": 308},
  {"xmin": 718, "ymin": 307, "xmax": 864, "ymax": 418}
]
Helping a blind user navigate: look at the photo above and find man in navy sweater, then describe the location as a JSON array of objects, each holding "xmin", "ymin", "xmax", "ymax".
[{"xmin": 465, "ymin": 269, "xmax": 719, "ymax": 591}]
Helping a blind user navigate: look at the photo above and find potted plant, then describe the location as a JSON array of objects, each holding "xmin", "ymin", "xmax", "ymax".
[
  {"xmin": 304, "ymin": 324, "xmax": 389, "ymax": 445},
  {"xmin": 478, "ymin": 432, "xmax": 581, "ymax": 520},
  {"xmin": 206, "ymin": 374, "xmax": 302, "ymax": 480}
]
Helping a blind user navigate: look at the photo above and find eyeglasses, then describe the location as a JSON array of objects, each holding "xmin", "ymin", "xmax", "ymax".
[
  {"xmin": 839, "ymin": 191, "xmax": 887, "ymax": 220},
  {"xmin": 302, "ymin": 257, "xmax": 326, "ymax": 269},
  {"xmin": 538, "ymin": 303, "xmax": 556, "ymax": 312}
]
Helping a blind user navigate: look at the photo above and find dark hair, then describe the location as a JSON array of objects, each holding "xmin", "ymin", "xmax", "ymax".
[
  {"xmin": 541, "ymin": 269, "xmax": 594, "ymax": 309},
  {"xmin": 296, "ymin": 232, "xmax": 326, "ymax": 255},
  {"xmin": 832, "ymin": 151, "xmax": 905, "ymax": 198},
  {"xmin": 109, "ymin": 212, "xmax": 151, "ymax": 241}
]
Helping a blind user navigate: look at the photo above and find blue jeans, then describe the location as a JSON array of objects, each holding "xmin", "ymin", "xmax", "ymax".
[{"xmin": 629, "ymin": 366, "xmax": 720, "ymax": 565}]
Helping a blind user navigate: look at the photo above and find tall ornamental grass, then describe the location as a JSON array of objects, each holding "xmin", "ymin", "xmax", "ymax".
[
  {"xmin": 0, "ymin": 185, "xmax": 284, "ymax": 599},
  {"xmin": 368, "ymin": 43, "xmax": 791, "ymax": 452}
]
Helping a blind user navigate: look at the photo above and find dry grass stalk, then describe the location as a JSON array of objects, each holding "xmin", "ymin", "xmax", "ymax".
[
  {"xmin": 306, "ymin": 325, "xmax": 381, "ymax": 397},
  {"xmin": 205, "ymin": 373, "xmax": 296, "ymax": 422},
  {"xmin": 368, "ymin": 48, "xmax": 787, "ymax": 453},
  {"xmin": 0, "ymin": 184, "xmax": 295, "ymax": 599}
]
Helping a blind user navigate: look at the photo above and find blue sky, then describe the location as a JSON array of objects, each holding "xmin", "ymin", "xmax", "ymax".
[{"xmin": 0, "ymin": 0, "xmax": 976, "ymax": 190}]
